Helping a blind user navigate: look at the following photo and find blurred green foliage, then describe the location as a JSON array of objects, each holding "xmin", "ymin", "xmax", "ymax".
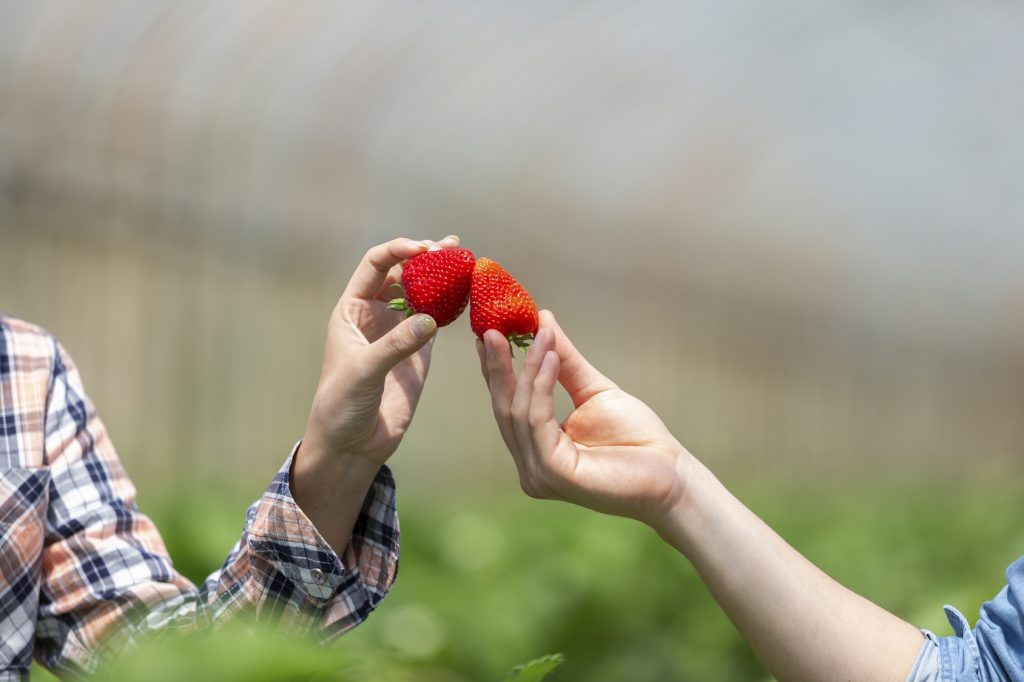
[
  {"xmin": 30, "ymin": 480, "xmax": 1023, "ymax": 682},
  {"xmin": 502, "ymin": 655, "xmax": 565, "ymax": 682}
]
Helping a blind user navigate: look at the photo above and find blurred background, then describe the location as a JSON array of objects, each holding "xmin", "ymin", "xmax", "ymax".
[{"xmin": 2, "ymin": 2, "xmax": 1023, "ymax": 680}]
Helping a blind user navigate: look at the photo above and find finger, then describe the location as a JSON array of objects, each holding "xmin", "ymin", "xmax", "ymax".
[
  {"xmin": 510, "ymin": 327, "xmax": 553, "ymax": 466},
  {"xmin": 364, "ymin": 314, "xmax": 437, "ymax": 380},
  {"xmin": 542, "ymin": 310, "xmax": 617, "ymax": 407},
  {"xmin": 346, "ymin": 238, "xmax": 429, "ymax": 301},
  {"xmin": 404, "ymin": 324, "xmax": 435, "ymax": 379},
  {"xmin": 421, "ymin": 235, "xmax": 458, "ymax": 252},
  {"xmin": 528, "ymin": 350, "xmax": 565, "ymax": 463},
  {"xmin": 483, "ymin": 329, "xmax": 521, "ymax": 463},
  {"xmin": 381, "ymin": 335, "xmax": 435, "ymax": 420},
  {"xmin": 475, "ymin": 338, "xmax": 491, "ymax": 389}
]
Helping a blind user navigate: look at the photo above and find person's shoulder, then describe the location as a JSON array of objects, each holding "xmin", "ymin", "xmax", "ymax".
[
  {"xmin": 1, "ymin": 313, "xmax": 52, "ymax": 338},
  {"xmin": 0, "ymin": 314, "xmax": 58, "ymax": 363}
]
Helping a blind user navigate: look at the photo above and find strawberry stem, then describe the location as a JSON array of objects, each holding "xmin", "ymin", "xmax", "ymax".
[
  {"xmin": 387, "ymin": 298, "xmax": 409, "ymax": 312},
  {"xmin": 507, "ymin": 333, "xmax": 534, "ymax": 357}
]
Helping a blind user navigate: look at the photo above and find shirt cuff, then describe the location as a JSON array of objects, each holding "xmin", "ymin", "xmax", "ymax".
[
  {"xmin": 245, "ymin": 442, "xmax": 400, "ymax": 609},
  {"xmin": 906, "ymin": 606, "xmax": 982, "ymax": 682},
  {"xmin": 936, "ymin": 605, "xmax": 982, "ymax": 682},
  {"xmin": 905, "ymin": 630, "xmax": 941, "ymax": 682}
]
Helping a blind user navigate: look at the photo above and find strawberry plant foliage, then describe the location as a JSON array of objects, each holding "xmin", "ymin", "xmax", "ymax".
[{"xmin": 501, "ymin": 653, "xmax": 565, "ymax": 682}]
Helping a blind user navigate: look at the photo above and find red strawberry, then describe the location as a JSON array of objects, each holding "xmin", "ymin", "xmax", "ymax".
[
  {"xmin": 470, "ymin": 257, "xmax": 538, "ymax": 354},
  {"xmin": 388, "ymin": 247, "xmax": 476, "ymax": 327}
]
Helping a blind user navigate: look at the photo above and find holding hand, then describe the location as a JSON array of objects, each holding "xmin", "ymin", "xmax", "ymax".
[
  {"xmin": 476, "ymin": 309, "xmax": 691, "ymax": 528},
  {"xmin": 303, "ymin": 235, "xmax": 460, "ymax": 466},
  {"xmin": 293, "ymin": 235, "xmax": 459, "ymax": 553}
]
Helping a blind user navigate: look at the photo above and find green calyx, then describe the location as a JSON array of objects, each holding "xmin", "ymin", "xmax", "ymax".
[
  {"xmin": 386, "ymin": 284, "xmax": 415, "ymax": 317},
  {"xmin": 507, "ymin": 333, "xmax": 534, "ymax": 357}
]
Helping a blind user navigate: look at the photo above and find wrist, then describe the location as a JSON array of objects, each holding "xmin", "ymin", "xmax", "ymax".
[
  {"xmin": 285, "ymin": 437, "xmax": 381, "ymax": 557},
  {"xmin": 293, "ymin": 434, "xmax": 382, "ymax": 494},
  {"xmin": 290, "ymin": 436, "xmax": 383, "ymax": 554},
  {"xmin": 651, "ymin": 454, "xmax": 723, "ymax": 555}
]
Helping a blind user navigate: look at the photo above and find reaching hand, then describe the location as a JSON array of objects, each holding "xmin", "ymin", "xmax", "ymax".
[
  {"xmin": 479, "ymin": 311, "xmax": 929, "ymax": 682},
  {"xmin": 302, "ymin": 235, "xmax": 460, "ymax": 467},
  {"xmin": 477, "ymin": 309, "xmax": 691, "ymax": 527}
]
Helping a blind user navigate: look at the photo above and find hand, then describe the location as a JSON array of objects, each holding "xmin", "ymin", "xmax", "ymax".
[
  {"xmin": 301, "ymin": 235, "xmax": 460, "ymax": 468},
  {"xmin": 477, "ymin": 309, "xmax": 692, "ymax": 527},
  {"xmin": 480, "ymin": 311, "xmax": 927, "ymax": 682}
]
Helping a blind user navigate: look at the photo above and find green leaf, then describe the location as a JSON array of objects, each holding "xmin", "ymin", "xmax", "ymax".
[{"xmin": 501, "ymin": 654, "xmax": 565, "ymax": 682}]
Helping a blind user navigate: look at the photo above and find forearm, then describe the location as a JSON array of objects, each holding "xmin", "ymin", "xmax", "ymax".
[
  {"xmin": 656, "ymin": 456, "xmax": 924, "ymax": 682},
  {"xmin": 479, "ymin": 310, "xmax": 929, "ymax": 679}
]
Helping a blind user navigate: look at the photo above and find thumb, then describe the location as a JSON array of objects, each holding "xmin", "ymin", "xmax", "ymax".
[
  {"xmin": 542, "ymin": 310, "xmax": 617, "ymax": 407},
  {"xmin": 365, "ymin": 313, "xmax": 437, "ymax": 378}
]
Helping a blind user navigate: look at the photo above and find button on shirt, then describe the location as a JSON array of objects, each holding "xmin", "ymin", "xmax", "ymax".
[{"xmin": 0, "ymin": 316, "xmax": 400, "ymax": 680}]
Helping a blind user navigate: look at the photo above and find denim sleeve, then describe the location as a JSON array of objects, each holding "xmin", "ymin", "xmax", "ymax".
[
  {"xmin": 907, "ymin": 630, "xmax": 942, "ymax": 682},
  {"xmin": 906, "ymin": 556, "xmax": 1024, "ymax": 681}
]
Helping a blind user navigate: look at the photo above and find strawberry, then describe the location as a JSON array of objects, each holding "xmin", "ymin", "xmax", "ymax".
[
  {"xmin": 470, "ymin": 257, "xmax": 539, "ymax": 354},
  {"xmin": 388, "ymin": 247, "xmax": 476, "ymax": 327}
]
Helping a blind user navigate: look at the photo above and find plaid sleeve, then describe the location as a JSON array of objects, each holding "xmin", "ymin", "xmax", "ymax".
[
  {"xmin": 245, "ymin": 444, "xmax": 400, "ymax": 641},
  {"xmin": 35, "ymin": 339, "xmax": 400, "ymax": 675}
]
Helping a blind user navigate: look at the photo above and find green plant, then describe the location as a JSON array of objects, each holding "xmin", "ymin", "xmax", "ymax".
[{"xmin": 503, "ymin": 654, "xmax": 565, "ymax": 682}]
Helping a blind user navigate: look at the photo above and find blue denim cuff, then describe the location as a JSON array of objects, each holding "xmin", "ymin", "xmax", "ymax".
[{"xmin": 934, "ymin": 605, "xmax": 980, "ymax": 681}]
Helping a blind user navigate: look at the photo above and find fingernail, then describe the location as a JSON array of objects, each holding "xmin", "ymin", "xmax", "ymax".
[
  {"xmin": 412, "ymin": 314, "xmax": 436, "ymax": 339},
  {"xmin": 484, "ymin": 335, "xmax": 493, "ymax": 360},
  {"xmin": 445, "ymin": 234, "xmax": 459, "ymax": 241}
]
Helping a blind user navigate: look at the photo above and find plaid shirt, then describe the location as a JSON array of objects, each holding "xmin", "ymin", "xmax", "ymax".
[{"xmin": 0, "ymin": 315, "xmax": 400, "ymax": 680}]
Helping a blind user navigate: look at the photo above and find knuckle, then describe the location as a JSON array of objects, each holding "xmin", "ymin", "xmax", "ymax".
[
  {"xmin": 527, "ymin": 407, "xmax": 547, "ymax": 428},
  {"xmin": 493, "ymin": 401, "xmax": 511, "ymax": 421},
  {"xmin": 535, "ymin": 469, "xmax": 557, "ymax": 496},
  {"xmin": 519, "ymin": 463, "xmax": 557, "ymax": 500},
  {"xmin": 519, "ymin": 476, "xmax": 541, "ymax": 499},
  {"xmin": 383, "ymin": 332, "xmax": 405, "ymax": 358},
  {"xmin": 362, "ymin": 248, "xmax": 389, "ymax": 274},
  {"xmin": 510, "ymin": 400, "xmax": 528, "ymax": 423}
]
